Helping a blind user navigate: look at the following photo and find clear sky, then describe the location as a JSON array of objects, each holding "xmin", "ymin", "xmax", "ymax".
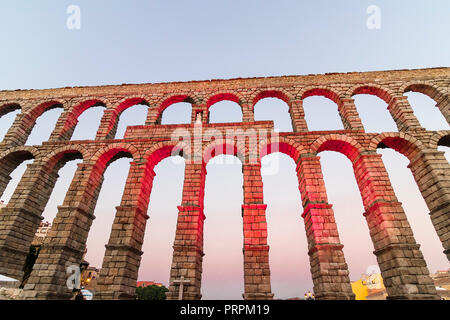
[{"xmin": 0, "ymin": 1, "xmax": 449, "ymax": 299}]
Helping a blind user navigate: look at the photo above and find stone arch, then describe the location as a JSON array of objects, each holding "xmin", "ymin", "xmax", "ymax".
[
  {"xmin": 24, "ymin": 100, "xmax": 66, "ymax": 144},
  {"xmin": 259, "ymin": 136, "xmax": 306, "ymax": 163},
  {"xmin": 0, "ymin": 146, "xmax": 38, "ymax": 198},
  {"xmin": 206, "ymin": 92, "xmax": 242, "ymax": 109},
  {"xmin": 90, "ymin": 143, "xmax": 138, "ymax": 166},
  {"xmin": 299, "ymin": 87, "xmax": 343, "ymax": 105},
  {"xmin": 17, "ymin": 145, "xmax": 137, "ymax": 299},
  {"xmin": 298, "ymin": 87, "xmax": 348, "ymax": 131},
  {"xmin": 310, "ymin": 134, "xmax": 365, "ymax": 162},
  {"xmin": 0, "ymin": 145, "xmax": 39, "ymax": 162},
  {"xmin": 70, "ymin": 99, "xmax": 107, "ymax": 120},
  {"xmin": 346, "ymin": 84, "xmax": 408, "ymax": 132},
  {"xmin": 369, "ymin": 131, "xmax": 450, "ymax": 263},
  {"xmin": 202, "ymin": 138, "xmax": 246, "ymax": 165},
  {"xmin": 6, "ymin": 146, "xmax": 85, "ymax": 215},
  {"xmin": 258, "ymin": 134, "xmax": 356, "ymax": 300},
  {"xmin": 71, "ymin": 144, "xmax": 137, "ymax": 215},
  {"xmin": 0, "ymin": 102, "xmax": 22, "ymax": 118},
  {"xmin": 431, "ymin": 131, "xmax": 450, "ymax": 149},
  {"xmin": 28, "ymin": 100, "xmax": 64, "ymax": 119},
  {"xmin": 94, "ymin": 140, "xmax": 190, "ymax": 300},
  {"xmin": 143, "ymin": 140, "xmax": 188, "ymax": 169},
  {"xmin": 39, "ymin": 144, "xmax": 89, "ymax": 170},
  {"xmin": 401, "ymin": 81, "xmax": 448, "ymax": 102},
  {"xmin": 347, "ymin": 84, "xmax": 395, "ymax": 104},
  {"xmin": 155, "ymin": 94, "xmax": 195, "ymax": 124},
  {"xmin": 252, "ymin": 89, "xmax": 292, "ymax": 108},
  {"xmin": 369, "ymin": 132, "xmax": 424, "ymax": 161},
  {"xmin": 0, "ymin": 146, "xmax": 86, "ymax": 282},
  {"xmin": 55, "ymin": 99, "xmax": 107, "ymax": 141},
  {"xmin": 401, "ymin": 82, "xmax": 450, "ymax": 125},
  {"xmin": 98, "ymin": 97, "xmax": 151, "ymax": 139},
  {"xmin": 2, "ymin": 101, "xmax": 64, "ymax": 146},
  {"xmin": 114, "ymin": 96, "xmax": 151, "ymax": 115},
  {"xmin": 251, "ymin": 89, "xmax": 295, "ymax": 131},
  {"xmin": 310, "ymin": 133, "xmax": 440, "ymax": 300},
  {"xmin": 206, "ymin": 92, "xmax": 243, "ymax": 123}
]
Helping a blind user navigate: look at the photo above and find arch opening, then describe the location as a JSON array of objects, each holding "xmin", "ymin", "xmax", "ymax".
[
  {"xmin": 208, "ymin": 101, "xmax": 242, "ymax": 123},
  {"xmin": 302, "ymin": 96, "xmax": 344, "ymax": 131},
  {"xmin": 437, "ymin": 134, "xmax": 450, "ymax": 163},
  {"xmin": 404, "ymin": 91, "xmax": 449, "ymax": 131},
  {"xmin": 160, "ymin": 102, "xmax": 192, "ymax": 125},
  {"xmin": 0, "ymin": 104, "xmax": 21, "ymax": 142},
  {"xmin": 202, "ymin": 154, "xmax": 244, "ymax": 299},
  {"xmin": 353, "ymin": 94, "xmax": 397, "ymax": 133},
  {"xmin": 76, "ymin": 147, "xmax": 137, "ymax": 282},
  {"xmin": 261, "ymin": 152, "xmax": 312, "ymax": 299},
  {"xmin": 317, "ymin": 151, "xmax": 377, "ymax": 287},
  {"xmin": 71, "ymin": 106, "xmax": 106, "ymax": 140},
  {"xmin": 157, "ymin": 95, "xmax": 194, "ymax": 125},
  {"xmin": 139, "ymin": 156, "xmax": 185, "ymax": 293},
  {"xmin": 376, "ymin": 148, "xmax": 449, "ymax": 270},
  {"xmin": 115, "ymin": 104, "xmax": 149, "ymax": 139},
  {"xmin": 25, "ymin": 108, "xmax": 63, "ymax": 145},
  {"xmin": 438, "ymin": 134, "xmax": 450, "ymax": 148},
  {"xmin": 0, "ymin": 151, "xmax": 35, "ymax": 203},
  {"xmin": 254, "ymin": 98, "xmax": 293, "ymax": 132},
  {"xmin": 83, "ymin": 157, "xmax": 133, "ymax": 271}
]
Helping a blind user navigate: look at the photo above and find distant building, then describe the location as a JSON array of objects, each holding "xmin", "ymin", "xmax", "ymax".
[
  {"xmin": 137, "ymin": 281, "xmax": 163, "ymax": 288},
  {"xmin": 351, "ymin": 273, "xmax": 386, "ymax": 300},
  {"xmin": 431, "ymin": 269, "xmax": 450, "ymax": 300},
  {"xmin": 352, "ymin": 269, "xmax": 450, "ymax": 300},
  {"xmin": 81, "ymin": 266, "xmax": 100, "ymax": 292}
]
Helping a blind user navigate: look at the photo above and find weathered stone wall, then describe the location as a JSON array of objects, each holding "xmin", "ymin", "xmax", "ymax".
[{"xmin": 0, "ymin": 67, "xmax": 448, "ymax": 300}]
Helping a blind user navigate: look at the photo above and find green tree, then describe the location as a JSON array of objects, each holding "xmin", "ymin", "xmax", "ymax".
[{"xmin": 136, "ymin": 285, "xmax": 168, "ymax": 300}]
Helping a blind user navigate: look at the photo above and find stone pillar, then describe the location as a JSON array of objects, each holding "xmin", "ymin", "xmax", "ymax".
[
  {"xmin": 338, "ymin": 98, "xmax": 364, "ymax": 131},
  {"xmin": 0, "ymin": 170, "xmax": 11, "ymax": 198},
  {"xmin": 191, "ymin": 104, "xmax": 208, "ymax": 124},
  {"xmin": 407, "ymin": 149, "xmax": 450, "ymax": 260},
  {"xmin": 241, "ymin": 163, "xmax": 274, "ymax": 300},
  {"xmin": 242, "ymin": 103, "xmax": 254, "ymax": 123},
  {"xmin": 436, "ymin": 96, "xmax": 450, "ymax": 125},
  {"xmin": 353, "ymin": 153, "xmax": 439, "ymax": 299},
  {"xmin": 96, "ymin": 162, "xmax": 155, "ymax": 299},
  {"xmin": 296, "ymin": 156, "xmax": 355, "ymax": 300},
  {"xmin": 290, "ymin": 100, "xmax": 308, "ymax": 132},
  {"xmin": 388, "ymin": 96, "xmax": 423, "ymax": 131},
  {"xmin": 145, "ymin": 107, "xmax": 160, "ymax": 125},
  {"xmin": 96, "ymin": 109, "xmax": 119, "ymax": 140},
  {"xmin": 167, "ymin": 163, "xmax": 206, "ymax": 300},
  {"xmin": 0, "ymin": 112, "xmax": 33, "ymax": 147},
  {"xmin": 0, "ymin": 162, "xmax": 59, "ymax": 280},
  {"xmin": 48, "ymin": 110, "xmax": 78, "ymax": 142},
  {"xmin": 21, "ymin": 163, "xmax": 102, "ymax": 299}
]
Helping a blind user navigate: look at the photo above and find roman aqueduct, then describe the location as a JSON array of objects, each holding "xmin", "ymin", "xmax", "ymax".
[{"xmin": 0, "ymin": 67, "xmax": 448, "ymax": 300}]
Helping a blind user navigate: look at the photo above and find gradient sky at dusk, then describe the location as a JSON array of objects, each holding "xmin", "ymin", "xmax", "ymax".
[{"xmin": 0, "ymin": 1, "xmax": 449, "ymax": 299}]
